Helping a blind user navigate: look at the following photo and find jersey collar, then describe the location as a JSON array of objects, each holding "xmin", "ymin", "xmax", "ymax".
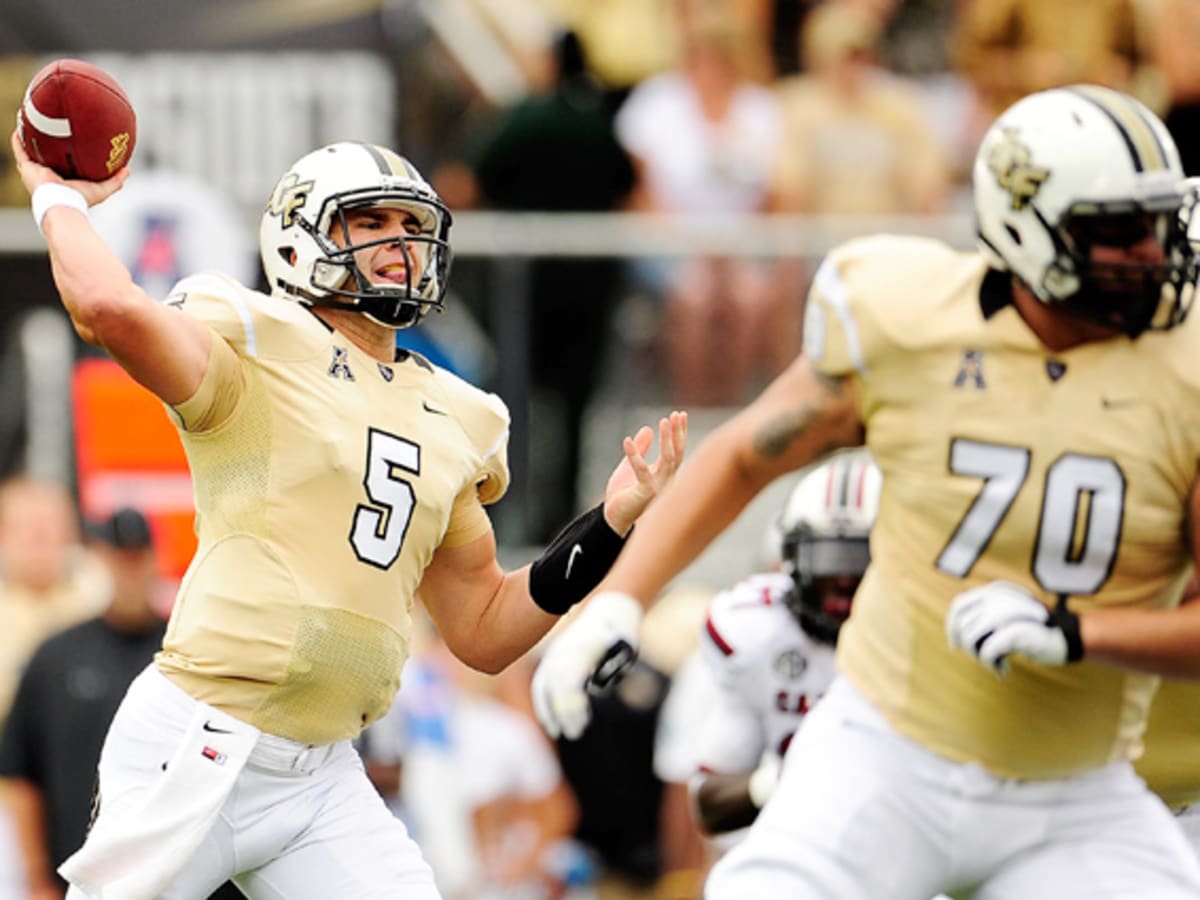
[{"xmin": 979, "ymin": 268, "xmax": 1013, "ymax": 319}]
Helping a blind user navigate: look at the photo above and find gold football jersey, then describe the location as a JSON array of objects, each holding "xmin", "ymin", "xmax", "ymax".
[
  {"xmin": 805, "ymin": 235, "xmax": 1200, "ymax": 780},
  {"xmin": 154, "ymin": 273, "xmax": 510, "ymax": 745},
  {"xmin": 1135, "ymin": 678, "xmax": 1200, "ymax": 809}
]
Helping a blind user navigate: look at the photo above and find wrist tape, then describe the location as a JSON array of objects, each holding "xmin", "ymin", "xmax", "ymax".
[
  {"xmin": 529, "ymin": 504, "xmax": 629, "ymax": 615},
  {"xmin": 31, "ymin": 182, "xmax": 88, "ymax": 235},
  {"xmin": 1050, "ymin": 597, "xmax": 1085, "ymax": 662}
]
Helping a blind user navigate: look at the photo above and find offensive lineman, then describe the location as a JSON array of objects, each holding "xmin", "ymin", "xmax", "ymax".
[
  {"xmin": 10, "ymin": 130, "xmax": 685, "ymax": 900},
  {"xmin": 533, "ymin": 85, "xmax": 1200, "ymax": 898}
]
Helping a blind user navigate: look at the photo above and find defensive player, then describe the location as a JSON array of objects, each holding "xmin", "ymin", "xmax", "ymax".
[
  {"xmin": 689, "ymin": 450, "xmax": 879, "ymax": 836},
  {"xmin": 10, "ymin": 131, "xmax": 686, "ymax": 900},
  {"xmin": 533, "ymin": 84, "xmax": 1200, "ymax": 898}
]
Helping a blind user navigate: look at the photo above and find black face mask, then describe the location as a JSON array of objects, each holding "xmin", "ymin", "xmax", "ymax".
[{"xmin": 1048, "ymin": 209, "xmax": 1196, "ymax": 337}]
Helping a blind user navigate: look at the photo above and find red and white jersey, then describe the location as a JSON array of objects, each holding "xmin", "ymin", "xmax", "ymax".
[{"xmin": 694, "ymin": 572, "xmax": 838, "ymax": 775}]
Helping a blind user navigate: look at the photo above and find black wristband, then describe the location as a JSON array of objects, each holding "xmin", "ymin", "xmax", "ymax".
[
  {"xmin": 1050, "ymin": 597, "xmax": 1085, "ymax": 662},
  {"xmin": 529, "ymin": 504, "xmax": 629, "ymax": 615}
]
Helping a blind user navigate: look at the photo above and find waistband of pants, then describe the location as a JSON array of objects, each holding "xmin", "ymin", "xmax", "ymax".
[
  {"xmin": 826, "ymin": 675, "xmax": 1135, "ymax": 801},
  {"xmin": 247, "ymin": 732, "xmax": 340, "ymax": 776},
  {"xmin": 138, "ymin": 664, "xmax": 340, "ymax": 777}
]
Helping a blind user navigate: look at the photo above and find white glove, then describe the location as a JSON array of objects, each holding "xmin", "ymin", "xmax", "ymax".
[
  {"xmin": 531, "ymin": 591, "xmax": 642, "ymax": 740},
  {"xmin": 747, "ymin": 750, "xmax": 782, "ymax": 809},
  {"xmin": 946, "ymin": 580, "xmax": 1083, "ymax": 675}
]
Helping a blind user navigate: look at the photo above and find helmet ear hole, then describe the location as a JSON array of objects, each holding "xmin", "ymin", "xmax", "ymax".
[{"xmin": 1005, "ymin": 224, "xmax": 1022, "ymax": 246}]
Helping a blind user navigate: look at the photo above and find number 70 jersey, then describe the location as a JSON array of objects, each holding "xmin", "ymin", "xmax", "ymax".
[
  {"xmin": 153, "ymin": 274, "xmax": 511, "ymax": 747},
  {"xmin": 804, "ymin": 235, "xmax": 1200, "ymax": 781}
]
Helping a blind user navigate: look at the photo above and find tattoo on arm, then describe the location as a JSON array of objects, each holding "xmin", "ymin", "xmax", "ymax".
[{"xmin": 751, "ymin": 373, "xmax": 850, "ymax": 460}]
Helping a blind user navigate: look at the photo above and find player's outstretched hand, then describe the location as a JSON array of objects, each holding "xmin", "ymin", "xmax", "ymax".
[
  {"xmin": 531, "ymin": 591, "xmax": 642, "ymax": 740},
  {"xmin": 946, "ymin": 580, "xmax": 1084, "ymax": 674},
  {"xmin": 10, "ymin": 129, "xmax": 129, "ymax": 206},
  {"xmin": 601, "ymin": 410, "xmax": 687, "ymax": 536}
]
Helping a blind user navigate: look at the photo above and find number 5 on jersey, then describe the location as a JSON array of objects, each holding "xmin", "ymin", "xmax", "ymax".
[{"xmin": 351, "ymin": 428, "xmax": 419, "ymax": 569}]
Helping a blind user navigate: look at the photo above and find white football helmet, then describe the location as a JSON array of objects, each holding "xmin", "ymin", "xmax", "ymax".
[
  {"xmin": 778, "ymin": 449, "xmax": 881, "ymax": 645},
  {"xmin": 260, "ymin": 142, "xmax": 452, "ymax": 329},
  {"xmin": 974, "ymin": 85, "xmax": 1195, "ymax": 337}
]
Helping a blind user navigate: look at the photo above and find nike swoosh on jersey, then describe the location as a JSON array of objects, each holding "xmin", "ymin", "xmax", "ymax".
[
  {"xmin": 422, "ymin": 401, "xmax": 448, "ymax": 416},
  {"xmin": 202, "ymin": 721, "xmax": 233, "ymax": 734},
  {"xmin": 1100, "ymin": 396, "xmax": 1143, "ymax": 410},
  {"xmin": 565, "ymin": 543, "xmax": 583, "ymax": 579}
]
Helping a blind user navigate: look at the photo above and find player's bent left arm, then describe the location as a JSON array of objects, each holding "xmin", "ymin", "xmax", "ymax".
[
  {"xmin": 419, "ymin": 530, "xmax": 553, "ymax": 674},
  {"xmin": 420, "ymin": 412, "xmax": 688, "ymax": 673}
]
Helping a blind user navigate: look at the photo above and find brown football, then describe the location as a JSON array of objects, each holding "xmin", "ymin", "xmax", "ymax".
[{"xmin": 17, "ymin": 58, "xmax": 137, "ymax": 182}]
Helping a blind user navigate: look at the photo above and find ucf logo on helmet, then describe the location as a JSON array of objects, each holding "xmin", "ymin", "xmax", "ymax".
[
  {"xmin": 266, "ymin": 174, "xmax": 314, "ymax": 228},
  {"xmin": 987, "ymin": 127, "xmax": 1049, "ymax": 212}
]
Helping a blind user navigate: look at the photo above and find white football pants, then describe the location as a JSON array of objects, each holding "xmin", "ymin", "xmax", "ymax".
[
  {"xmin": 64, "ymin": 664, "xmax": 440, "ymax": 899},
  {"xmin": 1175, "ymin": 803, "xmax": 1200, "ymax": 861},
  {"xmin": 706, "ymin": 676, "xmax": 1200, "ymax": 900}
]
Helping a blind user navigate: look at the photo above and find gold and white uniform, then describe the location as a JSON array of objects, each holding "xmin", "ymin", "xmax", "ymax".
[
  {"xmin": 706, "ymin": 235, "xmax": 1200, "ymax": 899},
  {"xmin": 805, "ymin": 235, "xmax": 1200, "ymax": 781},
  {"xmin": 154, "ymin": 273, "xmax": 510, "ymax": 746}
]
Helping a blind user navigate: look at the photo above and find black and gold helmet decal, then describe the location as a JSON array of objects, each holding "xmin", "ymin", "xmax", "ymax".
[
  {"xmin": 1067, "ymin": 85, "xmax": 1171, "ymax": 173},
  {"xmin": 987, "ymin": 127, "xmax": 1050, "ymax": 211},
  {"xmin": 359, "ymin": 143, "xmax": 423, "ymax": 179}
]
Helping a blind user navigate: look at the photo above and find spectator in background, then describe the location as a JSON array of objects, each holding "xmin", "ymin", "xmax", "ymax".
[
  {"xmin": 615, "ymin": 3, "xmax": 788, "ymax": 407},
  {"xmin": 952, "ymin": 0, "xmax": 1149, "ymax": 145},
  {"xmin": 0, "ymin": 478, "xmax": 104, "ymax": 900},
  {"xmin": 770, "ymin": 1, "xmax": 949, "ymax": 217},
  {"xmin": 0, "ymin": 476, "xmax": 107, "ymax": 727},
  {"xmin": 766, "ymin": 1, "xmax": 950, "ymax": 383},
  {"xmin": 0, "ymin": 508, "xmax": 167, "ymax": 900},
  {"xmin": 535, "ymin": 0, "xmax": 680, "ymax": 99},
  {"xmin": 1152, "ymin": 0, "xmax": 1200, "ymax": 176},
  {"xmin": 435, "ymin": 29, "xmax": 637, "ymax": 543}
]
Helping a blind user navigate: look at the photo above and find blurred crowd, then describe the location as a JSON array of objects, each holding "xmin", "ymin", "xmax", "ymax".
[
  {"xmin": 412, "ymin": 0, "xmax": 1192, "ymax": 538},
  {"xmin": 2, "ymin": 0, "xmax": 1200, "ymax": 897}
]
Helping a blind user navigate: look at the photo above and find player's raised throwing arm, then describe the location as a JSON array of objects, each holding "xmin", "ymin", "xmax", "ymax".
[
  {"xmin": 10, "ymin": 131, "xmax": 212, "ymax": 406},
  {"xmin": 533, "ymin": 355, "xmax": 864, "ymax": 738}
]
